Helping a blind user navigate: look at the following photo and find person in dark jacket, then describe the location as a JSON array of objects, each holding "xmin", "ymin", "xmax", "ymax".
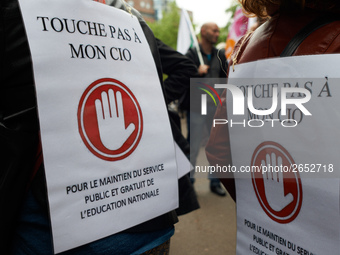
[
  {"xmin": 181, "ymin": 22, "xmax": 228, "ymax": 196},
  {"xmin": 155, "ymin": 38, "xmax": 200, "ymax": 216}
]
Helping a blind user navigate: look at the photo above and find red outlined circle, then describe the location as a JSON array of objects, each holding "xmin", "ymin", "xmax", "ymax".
[
  {"xmin": 77, "ymin": 78, "xmax": 143, "ymax": 161},
  {"xmin": 251, "ymin": 141, "xmax": 303, "ymax": 224}
]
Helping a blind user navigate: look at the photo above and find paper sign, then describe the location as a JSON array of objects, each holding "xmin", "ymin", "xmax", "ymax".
[
  {"xmin": 226, "ymin": 55, "xmax": 340, "ymax": 254},
  {"xmin": 18, "ymin": 0, "xmax": 178, "ymax": 253},
  {"xmin": 175, "ymin": 142, "xmax": 193, "ymax": 178}
]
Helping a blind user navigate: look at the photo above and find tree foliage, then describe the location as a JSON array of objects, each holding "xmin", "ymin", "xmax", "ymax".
[
  {"xmin": 147, "ymin": 0, "xmax": 240, "ymax": 49},
  {"xmin": 147, "ymin": 1, "xmax": 180, "ymax": 50},
  {"xmin": 218, "ymin": 1, "xmax": 240, "ymax": 44}
]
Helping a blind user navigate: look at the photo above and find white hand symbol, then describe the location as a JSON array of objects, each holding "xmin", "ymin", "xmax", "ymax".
[
  {"xmin": 262, "ymin": 153, "xmax": 293, "ymax": 212},
  {"xmin": 95, "ymin": 89, "xmax": 135, "ymax": 150}
]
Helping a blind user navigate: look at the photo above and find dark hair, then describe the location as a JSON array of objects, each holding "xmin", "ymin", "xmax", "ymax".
[{"xmin": 238, "ymin": 0, "xmax": 339, "ymax": 18}]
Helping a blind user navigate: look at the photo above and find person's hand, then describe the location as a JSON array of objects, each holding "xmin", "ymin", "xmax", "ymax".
[
  {"xmin": 198, "ymin": 64, "xmax": 210, "ymax": 75},
  {"xmin": 262, "ymin": 153, "xmax": 293, "ymax": 211},
  {"xmin": 95, "ymin": 89, "xmax": 135, "ymax": 150}
]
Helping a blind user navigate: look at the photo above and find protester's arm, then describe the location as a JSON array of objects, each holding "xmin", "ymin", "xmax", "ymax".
[
  {"xmin": 156, "ymin": 39, "xmax": 198, "ymax": 104},
  {"xmin": 185, "ymin": 47, "xmax": 210, "ymax": 76}
]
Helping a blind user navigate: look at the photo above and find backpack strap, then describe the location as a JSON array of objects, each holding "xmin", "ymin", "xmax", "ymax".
[{"xmin": 281, "ymin": 14, "xmax": 340, "ymax": 57}]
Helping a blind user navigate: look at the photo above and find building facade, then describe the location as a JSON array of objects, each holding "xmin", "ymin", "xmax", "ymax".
[
  {"xmin": 153, "ymin": 0, "xmax": 171, "ymax": 20},
  {"xmin": 126, "ymin": 0, "xmax": 156, "ymax": 22}
]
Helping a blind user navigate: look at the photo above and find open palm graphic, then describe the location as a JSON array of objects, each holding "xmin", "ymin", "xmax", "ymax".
[
  {"xmin": 95, "ymin": 89, "xmax": 135, "ymax": 150},
  {"xmin": 262, "ymin": 153, "xmax": 293, "ymax": 211}
]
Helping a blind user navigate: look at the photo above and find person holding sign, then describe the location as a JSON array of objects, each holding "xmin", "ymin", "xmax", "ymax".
[
  {"xmin": 1, "ymin": 0, "xmax": 196, "ymax": 254},
  {"xmin": 205, "ymin": 0, "xmax": 340, "ymax": 200},
  {"xmin": 205, "ymin": 2, "xmax": 340, "ymax": 254},
  {"xmin": 181, "ymin": 22, "xmax": 228, "ymax": 196}
]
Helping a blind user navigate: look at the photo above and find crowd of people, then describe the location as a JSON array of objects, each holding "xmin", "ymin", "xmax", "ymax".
[{"xmin": 1, "ymin": 0, "xmax": 340, "ymax": 254}]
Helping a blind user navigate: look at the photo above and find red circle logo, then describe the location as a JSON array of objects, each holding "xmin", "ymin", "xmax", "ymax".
[
  {"xmin": 251, "ymin": 141, "xmax": 302, "ymax": 224},
  {"xmin": 78, "ymin": 78, "xmax": 143, "ymax": 161}
]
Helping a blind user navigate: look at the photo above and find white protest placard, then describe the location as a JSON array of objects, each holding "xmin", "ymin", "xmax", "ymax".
[
  {"xmin": 18, "ymin": 0, "xmax": 178, "ymax": 253},
  {"xmin": 226, "ymin": 55, "xmax": 340, "ymax": 254}
]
